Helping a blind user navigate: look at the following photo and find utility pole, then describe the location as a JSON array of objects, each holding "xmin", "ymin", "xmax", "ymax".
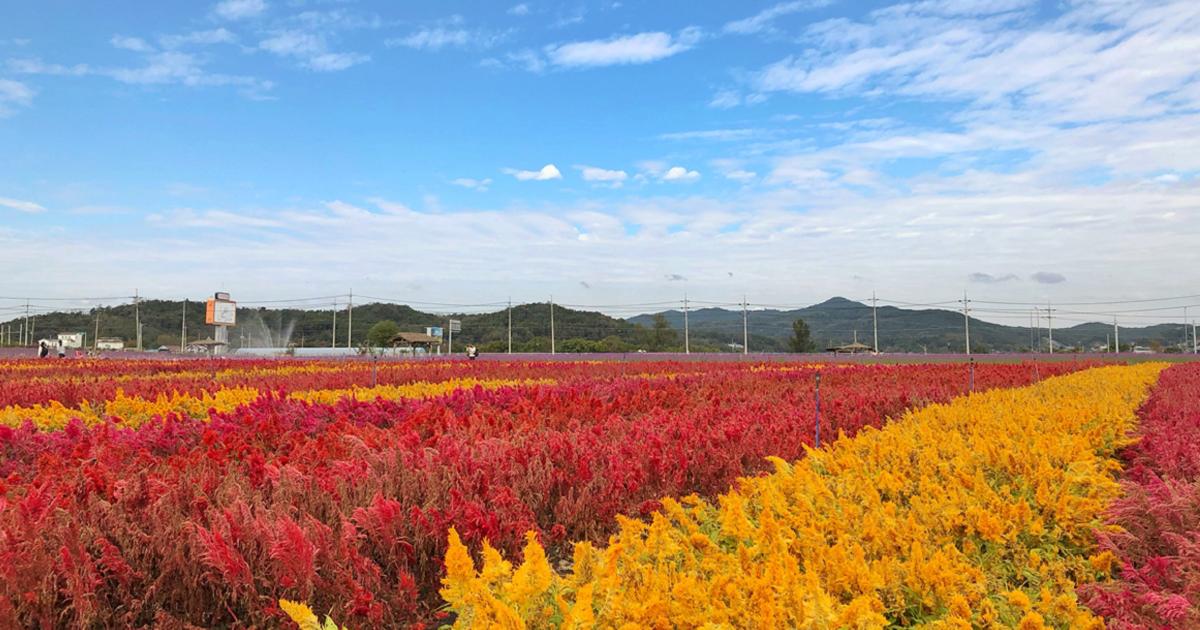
[
  {"xmin": 181, "ymin": 299, "xmax": 187, "ymax": 353},
  {"xmin": 1194, "ymin": 320, "xmax": 1198, "ymax": 355},
  {"xmin": 741, "ymin": 295, "xmax": 749, "ymax": 355},
  {"xmin": 23, "ymin": 299, "xmax": 30, "ymax": 346},
  {"xmin": 94, "ymin": 309, "xmax": 101, "ymax": 351},
  {"xmin": 331, "ymin": 298, "xmax": 337, "ymax": 348},
  {"xmin": 507, "ymin": 298, "xmax": 512, "ymax": 354},
  {"xmin": 549, "ymin": 296, "xmax": 555, "ymax": 355},
  {"xmin": 683, "ymin": 293, "xmax": 690, "ymax": 354},
  {"xmin": 1114, "ymin": 316, "xmax": 1119, "ymax": 354},
  {"xmin": 1047, "ymin": 303, "xmax": 1054, "ymax": 354},
  {"xmin": 960, "ymin": 291, "xmax": 971, "ymax": 355},
  {"xmin": 1185, "ymin": 307, "xmax": 1190, "ymax": 352},
  {"xmin": 1029, "ymin": 310, "xmax": 1035, "ymax": 352},
  {"xmin": 1035, "ymin": 308, "xmax": 1041, "ymax": 352},
  {"xmin": 872, "ymin": 291, "xmax": 879, "ymax": 354},
  {"xmin": 134, "ymin": 289, "xmax": 142, "ymax": 352},
  {"xmin": 347, "ymin": 289, "xmax": 353, "ymax": 349}
]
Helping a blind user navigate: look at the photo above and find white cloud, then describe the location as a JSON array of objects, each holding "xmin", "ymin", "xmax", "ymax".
[
  {"xmin": 508, "ymin": 3, "xmax": 531, "ymax": 16},
  {"xmin": 504, "ymin": 164, "xmax": 562, "ymax": 181},
  {"xmin": 392, "ymin": 28, "xmax": 470, "ymax": 50},
  {"xmin": 451, "ymin": 177, "xmax": 492, "ymax": 191},
  {"xmin": 389, "ymin": 26, "xmax": 507, "ymax": 51},
  {"xmin": 506, "ymin": 49, "xmax": 546, "ymax": 73},
  {"xmin": 752, "ymin": 0, "xmax": 1200, "ymax": 124},
  {"xmin": 661, "ymin": 166, "xmax": 701, "ymax": 182},
  {"xmin": 108, "ymin": 51, "xmax": 270, "ymax": 92},
  {"xmin": 111, "ymin": 35, "xmax": 152, "ymax": 52},
  {"xmin": 1030, "ymin": 271, "xmax": 1066, "ymax": 284},
  {"xmin": 546, "ymin": 28, "xmax": 701, "ymax": 67},
  {"xmin": 8, "ymin": 58, "xmax": 90, "ymax": 76},
  {"xmin": 0, "ymin": 196, "xmax": 45, "ymax": 213},
  {"xmin": 307, "ymin": 52, "xmax": 369, "ymax": 72},
  {"xmin": 159, "ymin": 28, "xmax": 237, "ymax": 49},
  {"xmin": 725, "ymin": 170, "xmax": 758, "ymax": 183},
  {"xmin": 259, "ymin": 30, "xmax": 368, "ymax": 71},
  {"xmin": 708, "ymin": 90, "xmax": 742, "ymax": 109},
  {"xmin": 259, "ymin": 30, "xmax": 322, "ymax": 56},
  {"xmin": 659, "ymin": 128, "xmax": 759, "ymax": 142},
  {"xmin": 148, "ymin": 208, "xmax": 282, "ymax": 229},
  {"xmin": 6, "ymin": 183, "xmax": 1199, "ymax": 327},
  {"xmin": 576, "ymin": 165, "xmax": 628, "ymax": 186},
  {"xmin": 724, "ymin": 1, "xmax": 833, "ymax": 35},
  {"xmin": 968, "ymin": 272, "xmax": 1018, "ymax": 284},
  {"xmin": 17, "ymin": 46, "xmax": 271, "ymax": 99},
  {"xmin": 214, "ymin": 0, "xmax": 267, "ymax": 21},
  {"xmin": 0, "ymin": 78, "xmax": 34, "ymax": 116}
]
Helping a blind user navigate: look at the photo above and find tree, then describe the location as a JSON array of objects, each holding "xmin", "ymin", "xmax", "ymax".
[
  {"xmin": 366, "ymin": 320, "xmax": 401, "ymax": 348},
  {"xmin": 648, "ymin": 314, "xmax": 679, "ymax": 351},
  {"xmin": 789, "ymin": 318, "xmax": 816, "ymax": 353}
]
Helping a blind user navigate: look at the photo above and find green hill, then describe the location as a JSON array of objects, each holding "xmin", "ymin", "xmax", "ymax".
[
  {"xmin": 3, "ymin": 296, "xmax": 1190, "ymax": 353},
  {"xmin": 0, "ymin": 300, "xmax": 686, "ymax": 353},
  {"xmin": 627, "ymin": 297, "xmax": 1191, "ymax": 353}
]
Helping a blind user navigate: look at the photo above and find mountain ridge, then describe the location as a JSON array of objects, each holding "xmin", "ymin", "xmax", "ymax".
[{"xmin": 1, "ymin": 297, "xmax": 1189, "ymax": 353}]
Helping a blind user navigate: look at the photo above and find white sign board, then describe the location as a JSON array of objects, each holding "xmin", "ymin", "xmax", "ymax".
[
  {"xmin": 449, "ymin": 319, "xmax": 462, "ymax": 333},
  {"xmin": 206, "ymin": 299, "xmax": 237, "ymax": 326}
]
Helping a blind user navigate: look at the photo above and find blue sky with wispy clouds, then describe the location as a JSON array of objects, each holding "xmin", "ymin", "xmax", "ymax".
[{"xmin": 1, "ymin": 0, "xmax": 1197, "ymax": 323}]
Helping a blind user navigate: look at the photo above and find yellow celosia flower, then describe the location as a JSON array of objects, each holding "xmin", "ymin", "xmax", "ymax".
[
  {"xmin": 279, "ymin": 599, "xmax": 320, "ymax": 630},
  {"xmin": 439, "ymin": 364, "xmax": 1166, "ymax": 628},
  {"xmin": 1, "ymin": 378, "xmax": 549, "ymax": 431}
]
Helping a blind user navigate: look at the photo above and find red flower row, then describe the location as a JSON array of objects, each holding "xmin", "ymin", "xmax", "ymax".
[
  {"xmin": 1081, "ymin": 362, "xmax": 1200, "ymax": 628},
  {"xmin": 0, "ymin": 360, "xmax": 1092, "ymax": 627}
]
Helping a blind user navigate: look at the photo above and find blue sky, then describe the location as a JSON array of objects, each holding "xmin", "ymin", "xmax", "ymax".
[{"xmin": 1, "ymin": 0, "xmax": 1198, "ymax": 325}]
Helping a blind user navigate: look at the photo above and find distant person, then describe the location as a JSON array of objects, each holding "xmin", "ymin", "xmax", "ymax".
[
  {"xmin": 466, "ymin": 345, "xmax": 479, "ymax": 360},
  {"xmin": 57, "ymin": 341, "xmax": 66, "ymax": 358},
  {"xmin": 38, "ymin": 341, "xmax": 49, "ymax": 358}
]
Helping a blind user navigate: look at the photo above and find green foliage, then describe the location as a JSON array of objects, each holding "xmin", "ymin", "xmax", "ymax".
[
  {"xmin": 4, "ymin": 296, "xmax": 1191, "ymax": 353},
  {"xmin": 789, "ymin": 318, "xmax": 816, "ymax": 353},
  {"xmin": 366, "ymin": 320, "xmax": 401, "ymax": 348},
  {"xmin": 646, "ymin": 314, "xmax": 680, "ymax": 351}
]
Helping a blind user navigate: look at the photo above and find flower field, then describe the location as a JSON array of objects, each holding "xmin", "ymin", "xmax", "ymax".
[
  {"xmin": 1079, "ymin": 362, "xmax": 1200, "ymax": 627},
  {"xmin": 442, "ymin": 363, "xmax": 1168, "ymax": 629},
  {"xmin": 0, "ymin": 356, "xmax": 1186, "ymax": 628}
]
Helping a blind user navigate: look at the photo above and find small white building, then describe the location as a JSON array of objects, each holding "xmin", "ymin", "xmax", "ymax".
[
  {"xmin": 96, "ymin": 337, "xmax": 125, "ymax": 351},
  {"xmin": 58, "ymin": 332, "xmax": 86, "ymax": 349}
]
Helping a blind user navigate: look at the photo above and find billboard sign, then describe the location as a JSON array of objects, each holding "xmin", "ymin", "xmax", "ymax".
[
  {"xmin": 426, "ymin": 326, "xmax": 443, "ymax": 339},
  {"xmin": 449, "ymin": 319, "xmax": 462, "ymax": 333},
  {"xmin": 205, "ymin": 299, "xmax": 237, "ymax": 326}
]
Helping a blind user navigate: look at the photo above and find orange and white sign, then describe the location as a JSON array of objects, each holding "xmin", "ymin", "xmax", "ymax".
[{"xmin": 205, "ymin": 299, "xmax": 237, "ymax": 325}]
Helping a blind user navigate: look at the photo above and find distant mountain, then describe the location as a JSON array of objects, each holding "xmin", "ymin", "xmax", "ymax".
[
  {"xmin": 627, "ymin": 297, "xmax": 1191, "ymax": 353},
  {"xmin": 0, "ymin": 300, "xmax": 663, "ymax": 353},
  {"xmin": 3, "ymin": 296, "xmax": 1189, "ymax": 353}
]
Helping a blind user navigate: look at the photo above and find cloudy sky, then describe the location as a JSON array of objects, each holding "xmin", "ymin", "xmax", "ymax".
[{"xmin": 1, "ymin": 0, "xmax": 1198, "ymax": 325}]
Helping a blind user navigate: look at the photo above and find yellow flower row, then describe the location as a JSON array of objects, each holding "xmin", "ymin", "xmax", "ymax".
[
  {"xmin": 0, "ymin": 379, "xmax": 548, "ymax": 431},
  {"xmin": 440, "ymin": 363, "xmax": 1165, "ymax": 629},
  {"xmin": 289, "ymin": 379, "xmax": 554, "ymax": 405},
  {"xmin": 749, "ymin": 363, "xmax": 856, "ymax": 372},
  {"xmin": 7, "ymin": 361, "xmax": 407, "ymax": 387}
]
